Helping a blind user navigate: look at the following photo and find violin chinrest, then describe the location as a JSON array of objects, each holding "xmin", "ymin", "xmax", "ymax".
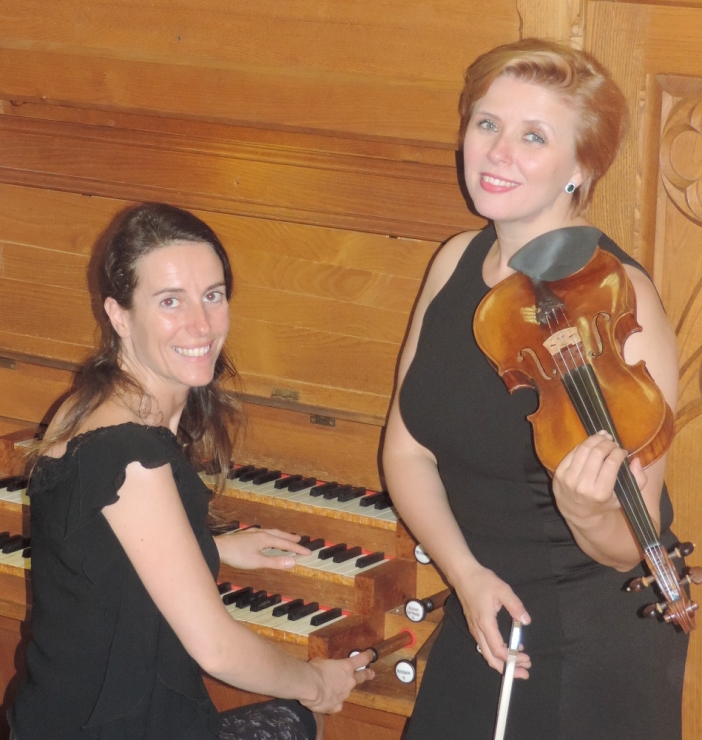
[{"xmin": 509, "ymin": 226, "xmax": 602, "ymax": 282}]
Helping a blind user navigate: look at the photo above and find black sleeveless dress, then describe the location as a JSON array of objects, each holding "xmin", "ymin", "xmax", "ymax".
[{"xmin": 399, "ymin": 227, "xmax": 688, "ymax": 740}]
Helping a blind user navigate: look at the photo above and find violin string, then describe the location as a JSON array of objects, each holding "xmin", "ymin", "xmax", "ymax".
[
  {"xmin": 544, "ymin": 305, "xmax": 657, "ymax": 548},
  {"xmin": 519, "ymin": 283, "xmax": 690, "ymax": 626},
  {"xmin": 536, "ymin": 289, "xmax": 688, "ymax": 625}
]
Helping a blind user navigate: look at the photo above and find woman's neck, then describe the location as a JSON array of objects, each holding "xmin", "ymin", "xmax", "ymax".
[{"xmin": 485, "ymin": 214, "xmax": 591, "ymax": 286}]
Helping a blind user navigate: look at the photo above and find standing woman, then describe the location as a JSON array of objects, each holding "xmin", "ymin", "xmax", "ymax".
[
  {"xmin": 383, "ymin": 39, "xmax": 687, "ymax": 739},
  {"xmin": 9, "ymin": 203, "xmax": 373, "ymax": 740}
]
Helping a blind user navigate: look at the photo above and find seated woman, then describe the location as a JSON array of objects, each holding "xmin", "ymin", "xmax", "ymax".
[
  {"xmin": 9, "ymin": 203, "xmax": 374, "ymax": 740},
  {"xmin": 383, "ymin": 39, "xmax": 687, "ymax": 739}
]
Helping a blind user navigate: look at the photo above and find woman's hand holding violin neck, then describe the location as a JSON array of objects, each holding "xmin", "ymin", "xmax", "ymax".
[
  {"xmin": 552, "ymin": 431, "xmax": 648, "ymax": 526},
  {"xmin": 215, "ymin": 528, "xmax": 310, "ymax": 570},
  {"xmin": 301, "ymin": 652, "xmax": 375, "ymax": 714},
  {"xmin": 452, "ymin": 563, "xmax": 531, "ymax": 679}
]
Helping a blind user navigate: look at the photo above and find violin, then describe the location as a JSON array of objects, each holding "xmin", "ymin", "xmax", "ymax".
[{"xmin": 473, "ymin": 227, "xmax": 701, "ymax": 632}]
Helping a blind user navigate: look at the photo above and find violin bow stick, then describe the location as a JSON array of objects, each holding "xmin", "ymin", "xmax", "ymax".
[{"xmin": 492, "ymin": 620, "xmax": 522, "ymax": 740}]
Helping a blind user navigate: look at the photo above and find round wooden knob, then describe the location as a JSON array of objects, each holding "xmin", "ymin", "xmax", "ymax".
[
  {"xmin": 642, "ymin": 602, "xmax": 664, "ymax": 619},
  {"xmin": 673, "ymin": 542, "xmax": 695, "ymax": 558}
]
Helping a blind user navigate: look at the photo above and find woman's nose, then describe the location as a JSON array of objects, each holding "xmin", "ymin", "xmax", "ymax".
[
  {"xmin": 187, "ymin": 303, "xmax": 211, "ymax": 335},
  {"xmin": 487, "ymin": 134, "xmax": 512, "ymax": 165}
]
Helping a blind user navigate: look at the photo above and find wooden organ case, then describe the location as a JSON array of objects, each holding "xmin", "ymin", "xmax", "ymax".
[{"xmin": 2, "ymin": 1, "xmax": 702, "ymax": 738}]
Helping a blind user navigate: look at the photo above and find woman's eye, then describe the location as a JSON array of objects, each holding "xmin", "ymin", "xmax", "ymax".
[
  {"xmin": 204, "ymin": 290, "xmax": 224, "ymax": 303},
  {"xmin": 477, "ymin": 119, "xmax": 498, "ymax": 132},
  {"xmin": 160, "ymin": 296, "xmax": 179, "ymax": 308},
  {"xmin": 525, "ymin": 132, "xmax": 546, "ymax": 144}
]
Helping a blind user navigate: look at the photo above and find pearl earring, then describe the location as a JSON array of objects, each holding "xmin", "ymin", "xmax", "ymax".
[{"xmin": 565, "ymin": 182, "xmax": 576, "ymax": 194}]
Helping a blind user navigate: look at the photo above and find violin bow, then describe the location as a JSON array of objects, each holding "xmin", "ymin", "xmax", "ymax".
[{"xmin": 493, "ymin": 620, "xmax": 522, "ymax": 740}]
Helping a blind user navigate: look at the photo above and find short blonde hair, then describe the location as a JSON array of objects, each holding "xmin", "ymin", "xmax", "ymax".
[{"xmin": 458, "ymin": 38, "xmax": 629, "ymax": 214}]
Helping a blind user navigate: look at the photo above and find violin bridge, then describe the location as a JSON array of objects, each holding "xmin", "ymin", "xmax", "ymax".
[{"xmin": 542, "ymin": 327, "xmax": 581, "ymax": 356}]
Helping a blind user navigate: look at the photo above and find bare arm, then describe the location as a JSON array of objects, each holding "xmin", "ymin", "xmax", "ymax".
[
  {"xmin": 551, "ymin": 266, "xmax": 679, "ymax": 571},
  {"xmin": 102, "ymin": 461, "xmax": 374, "ymax": 713},
  {"xmin": 383, "ymin": 232, "xmax": 531, "ymax": 677}
]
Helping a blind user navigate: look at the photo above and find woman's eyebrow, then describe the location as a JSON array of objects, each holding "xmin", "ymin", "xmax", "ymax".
[{"xmin": 152, "ymin": 281, "xmax": 226, "ymax": 297}]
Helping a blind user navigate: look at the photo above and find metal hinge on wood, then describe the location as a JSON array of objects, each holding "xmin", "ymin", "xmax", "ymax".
[
  {"xmin": 271, "ymin": 388, "xmax": 300, "ymax": 401},
  {"xmin": 310, "ymin": 415, "xmax": 335, "ymax": 427}
]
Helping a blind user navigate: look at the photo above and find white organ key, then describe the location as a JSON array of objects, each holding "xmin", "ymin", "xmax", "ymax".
[
  {"xmin": 223, "ymin": 471, "xmax": 398, "ymax": 524},
  {"xmin": 224, "ymin": 596, "xmax": 345, "ymax": 637},
  {"xmin": 262, "ymin": 546, "xmax": 386, "ymax": 578},
  {"xmin": 0, "ymin": 479, "xmax": 29, "ymax": 506},
  {"xmin": 0, "ymin": 548, "xmax": 30, "ymax": 570}
]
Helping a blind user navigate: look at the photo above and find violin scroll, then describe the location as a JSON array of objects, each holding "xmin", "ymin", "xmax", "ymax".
[{"xmin": 627, "ymin": 542, "xmax": 702, "ymax": 630}]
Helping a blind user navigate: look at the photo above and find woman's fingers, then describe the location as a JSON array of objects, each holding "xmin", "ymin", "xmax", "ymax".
[{"xmin": 555, "ymin": 432, "xmax": 628, "ymax": 505}]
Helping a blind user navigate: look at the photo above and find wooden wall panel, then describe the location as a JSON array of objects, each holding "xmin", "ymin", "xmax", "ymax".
[
  {"xmin": 0, "ymin": 115, "xmax": 478, "ymax": 241},
  {"xmin": 586, "ymin": 6, "xmax": 702, "ymax": 737},
  {"xmin": 0, "ymin": 183, "xmax": 437, "ymax": 421},
  {"xmin": 0, "ymin": 361, "xmax": 75, "ymax": 425},
  {"xmin": 0, "ymin": 0, "xmax": 519, "ymax": 144}
]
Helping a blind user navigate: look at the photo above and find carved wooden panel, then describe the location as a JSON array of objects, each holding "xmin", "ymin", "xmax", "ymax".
[
  {"xmin": 661, "ymin": 97, "xmax": 702, "ymax": 226},
  {"xmin": 586, "ymin": 7, "xmax": 702, "ymax": 738}
]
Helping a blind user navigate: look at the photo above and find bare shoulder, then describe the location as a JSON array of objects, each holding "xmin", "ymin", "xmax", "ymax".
[
  {"xmin": 622, "ymin": 265, "xmax": 673, "ymax": 335},
  {"xmin": 43, "ymin": 397, "xmax": 140, "ymax": 459},
  {"xmin": 423, "ymin": 230, "xmax": 482, "ymax": 302},
  {"xmin": 621, "ymin": 264, "xmax": 679, "ymax": 409}
]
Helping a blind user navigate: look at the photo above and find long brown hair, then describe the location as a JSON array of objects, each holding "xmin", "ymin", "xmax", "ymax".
[
  {"xmin": 37, "ymin": 203, "xmax": 241, "ymax": 487},
  {"xmin": 458, "ymin": 38, "xmax": 629, "ymax": 215}
]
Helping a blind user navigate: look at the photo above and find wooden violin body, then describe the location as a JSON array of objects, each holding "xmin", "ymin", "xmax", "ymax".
[
  {"xmin": 474, "ymin": 244, "xmax": 700, "ymax": 632},
  {"xmin": 474, "ymin": 247, "xmax": 674, "ymax": 474}
]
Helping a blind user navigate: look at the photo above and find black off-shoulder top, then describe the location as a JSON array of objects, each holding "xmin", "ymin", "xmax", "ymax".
[{"xmin": 10, "ymin": 423, "xmax": 222, "ymax": 740}]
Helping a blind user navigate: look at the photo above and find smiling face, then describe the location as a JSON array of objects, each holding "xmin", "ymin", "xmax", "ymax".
[
  {"xmin": 105, "ymin": 240, "xmax": 230, "ymax": 404},
  {"xmin": 462, "ymin": 75, "xmax": 584, "ymax": 232}
]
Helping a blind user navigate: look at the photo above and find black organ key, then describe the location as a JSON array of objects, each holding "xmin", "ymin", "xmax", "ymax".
[
  {"xmin": 272, "ymin": 598, "xmax": 304, "ymax": 617},
  {"xmin": 297, "ymin": 537, "xmax": 324, "ymax": 551},
  {"xmin": 222, "ymin": 586, "xmax": 253, "ymax": 606},
  {"xmin": 0, "ymin": 532, "xmax": 11, "ymax": 547},
  {"xmin": 217, "ymin": 582, "xmax": 232, "ymax": 594},
  {"xmin": 252, "ymin": 470, "xmax": 281, "ymax": 485},
  {"xmin": 0, "ymin": 477, "xmax": 23, "ymax": 489},
  {"xmin": 332, "ymin": 546, "xmax": 362, "ymax": 563},
  {"xmin": 309, "ymin": 482, "xmax": 337, "ymax": 498},
  {"xmin": 288, "ymin": 602, "xmax": 320, "ymax": 621},
  {"xmin": 359, "ymin": 491, "xmax": 384, "ymax": 507},
  {"xmin": 310, "ymin": 607, "xmax": 343, "ymax": 627},
  {"xmin": 3, "ymin": 537, "xmax": 30, "ymax": 554},
  {"xmin": 337, "ymin": 486, "xmax": 366, "ymax": 503},
  {"xmin": 374, "ymin": 493, "xmax": 393, "ymax": 510},
  {"xmin": 359, "ymin": 491, "xmax": 393, "ymax": 508},
  {"xmin": 275, "ymin": 475, "xmax": 302, "ymax": 490},
  {"xmin": 235, "ymin": 589, "xmax": 267, "ymax": 609},
  {"xmin": 2, "ymin": 535, "xmax": 26, "ymax": 554},
  {"xmin": 239, "ymin": 467, "xmax": 268, "ymax": 483},
  {"xmin": 251, "ymin": 593, "xmax": 282, "ymax": 612},
  {"xmin": 22, "ymin": 547, "xmax": 31, "ymax": 559},
  {"xmin": 318, "ymin": 543, "xmax": 347, "ymax": 560},
  {"xmin": 355, "ymin": 551, "xmax": 385, "ymax": 568},
  {"xmin": 6, "ymin": 478, "xmax": 28, "ymax": 492},
  {"xmin": 229, "ymin": 465, "xmax": 255, "ymax": 480},
  {"xmin": 288, "ymin": 477, "xmax": 317, "ymax": 492},
  {"xmin": 324, "ymin": 484, "xmax": 351, "ymax": 500}
]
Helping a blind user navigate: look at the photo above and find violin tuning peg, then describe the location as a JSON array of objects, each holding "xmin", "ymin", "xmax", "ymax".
[
  {"xmin": 670, "ymin": 542, "xmax": 695, "ymax": 559},
  {"xmin": 686, "ymin": 567, "xmax": 702, "ymax": 586},
  {"xmin": 642, "ymin": 602, "xmax": 665, "ymax": 620},
  {"xmin": 627, "ymin": 576, "xmax": 655, "ymax": 592}
]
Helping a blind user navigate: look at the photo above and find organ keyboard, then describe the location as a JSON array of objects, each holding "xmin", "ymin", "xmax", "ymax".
[{"xmin": 0, "ymin": 426, "xmax": 448, "ymax": 724}]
